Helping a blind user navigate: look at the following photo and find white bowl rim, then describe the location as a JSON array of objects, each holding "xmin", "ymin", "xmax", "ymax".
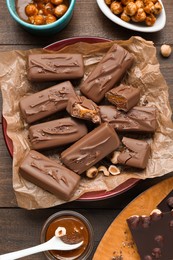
[
  {"xmin": 96, "ymin": 0, "xmax": 166, "ymax": 33},
  {"xmin": 6, "ymin": 0, "xmax": 76, "ymax": 30}
]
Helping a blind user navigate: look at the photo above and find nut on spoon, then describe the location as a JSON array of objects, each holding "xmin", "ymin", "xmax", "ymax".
[{"xmin": 0, "ymin": 227, "xmax": 83, "ymax": 260}]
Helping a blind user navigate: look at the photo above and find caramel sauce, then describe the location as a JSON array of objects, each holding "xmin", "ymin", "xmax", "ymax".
[{"xmin": 45, "ymin": 215, "xmax": 89, "ymax": 259}]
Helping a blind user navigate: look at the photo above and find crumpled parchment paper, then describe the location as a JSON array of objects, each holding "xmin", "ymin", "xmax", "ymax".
[{"xmin": 1, "ymin": 36, "xmax": 173, "ymax": 209}]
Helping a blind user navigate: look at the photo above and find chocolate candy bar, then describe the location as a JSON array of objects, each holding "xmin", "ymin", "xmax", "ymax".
[
  {"xmin": 29, "ymin": 117, "xmax": 88, "ymax": 150},
  {"xmin": 157, "ymin": 190, "xmax": 173, "ymax": 212},
  {"xmin": 117, "ymin": 137, "xmax": 150, "ymax": 169},
  {"xmin": 100, "ymin": 105, "xmax": 157, "ymax": 133},
  {"xmin": 61, "ymin": 123, "xmax": 120, "ymax": 174},
  {"xmin": 127, "ymin": 210, "xmax": 173, "ymax": 260},
  {"xmin": 19, "ymin": 81, "xmax": 76, "ymax": 124},
  {"xmin": 27, "ymin": 53, "xmax": 84, "ymax": 82},
  {"xmin": 80, "ymin": 44, "xmax": 134, "ymax": 103},
  {"xmin": 66, "ymin": 95, "xmax": 101, "ymax": 124},
  {"xmin": 105, "ymin": 84, "xmax": 140, "ymax": 111},
  {"xmin": 19, "ymin": 150, "xmax": 80, "ymax": 201}
]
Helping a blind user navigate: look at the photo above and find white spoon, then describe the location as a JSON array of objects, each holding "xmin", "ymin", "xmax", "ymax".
[{"xmin": 0, "ymin": 236, "xmax": 83, "ymax": 260}]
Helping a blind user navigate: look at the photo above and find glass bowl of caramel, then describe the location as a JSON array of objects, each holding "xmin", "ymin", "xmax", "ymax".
[
  {"xmin": 6, "ymin": 0, "xmax": 76, "ymax": 35},
  {"xmin": 40, "ymin": 210, "xmax": 94, "ymax": 260}
]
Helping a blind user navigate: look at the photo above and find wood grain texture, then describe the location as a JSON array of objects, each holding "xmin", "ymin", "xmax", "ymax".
[{"xmin": 93, "ymin": 177, "xmax": 173, "ymax": 260}]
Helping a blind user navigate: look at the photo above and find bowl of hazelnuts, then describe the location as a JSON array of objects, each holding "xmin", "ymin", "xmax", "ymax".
[
  {"xmin": 96, "ymin": 0, "xmax": 166, "ymax": 32},
  {"xmin": 6, "ymin": 0, "xmax": 76, "ymax": 35}
]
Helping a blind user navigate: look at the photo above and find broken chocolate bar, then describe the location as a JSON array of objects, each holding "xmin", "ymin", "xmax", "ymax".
[
  {"xmin": 66, "ymin": 95, "xmax": 101, "ymax": 124},
  {"xmin": 61, "ymin": 123, "xmax": 120, "ymax": 174},
  {"xmin": 19, "ymin": 150, "xmax": 80, "ymax": 201},
  {"xmin": 157, "ymin": 190, "xmax": 173, "ymax": 212},
  {"xmin": 127, "ymin": 210, "xmax": 173, "ymax": 260},
  {"xmin": 80, "ymin": 44, "xmax": 134, "ymax": 103},
  {"xmin": 19, "ymin": 81, "xmax": 76, "ymax": 124},
  {"xmin": 117, "ymin": 137, "xmax": 150, "ymax": 169},
  {"xmin": 29, "ymin": 117, "xmax": 88, "ymax": 150},
  {"xmin": 27, "ymin": 53, "xmax": 84, "ymax": 82},
  {"xmin": 100, "ymin": 105, "xmax": 157, "ymax": 133},
  {"xmin": 105, "ymin": 84, "xmax": 140, "ymax": 111}
]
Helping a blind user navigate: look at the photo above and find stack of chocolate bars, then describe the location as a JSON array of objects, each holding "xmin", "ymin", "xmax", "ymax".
[{"xmin": 18, "ymin": 43, "xmax": 157, "ymax": 201}]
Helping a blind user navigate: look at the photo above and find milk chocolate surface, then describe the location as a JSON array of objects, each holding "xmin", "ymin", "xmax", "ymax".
[
  {"xmin": 19, "ymin": 81, "xmax": 76, "ymax": 124},
  {"xmin": 66, "ymin": 95, "xmax": 101, "ymax": 123},
  {"xmin": 61, "ymin": 123, "xmax": 120, "ymax": 174},
  {"xmin": 157, "ymin": 190, "xmax": 173, "ymax": 212},
  {"xmin": 105, "ymin": 84, "xmax": 140, "ymax": 111},
  {"xmin": 100, "ymin": 105, "xmax": 157, "ymax": 133},
  {"xmin": 27, "ymin": 53, "xmax": 84, "ymax": 82},
  {"xmin": 127, "ymin": 211, "xmax": 173, "ymax": 260},
  {"xmin": 80, "ymin": 44, "xmax": 134, "ymax": 103},
  {"xmin": 117, "ymin": 137, "xmax": 150, "ymax": 169},
  {"xmin": 29, "ymin": 117, "xmax": 88, "ymax": 150},
  {"xmin": 19, "ymin": 150, "xmax": 80, "ymax": 201}
]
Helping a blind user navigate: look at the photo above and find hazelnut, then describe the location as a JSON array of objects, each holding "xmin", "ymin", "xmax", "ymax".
[
  {"xmin": 104, "ymin": 0, "xmax": 112, "ymax": 5},
  {"xmin": 86, "ymin": 167, "xmax": 98, "ymax": 179},
  {"xmin": 55, "ymin": 227, "xmax": 66, "ymax": 237},
  {"xmin": 125, "ymin": 2, "xmax": 137, "ymax": 16},
  {"xmin": 110, "ymin": 1, "xmax": 123, "ymax": 15},
  {"xmin": 144, "ymin": 2, "xmax": 155, "ymax": 14},
  {"xmin": 46, "ymin": 14, "xmax": 57, "ymax": 24},
  {"xmin": 98, "ymin": 166, "xmax": 110, "ymax": 176},
  {"xmin": 121, "ymin": 0, "xmax": 134, "ymax": 6},
  {"xmin": 153, "ymin": 1, "xmax": 162, "ymax": 15},
  {"xmin": 160, "ymin": 44, "xmax": 172, "ymax": 57},
  {"xmin": 145, "ymin": 13, "xmax": 156, "ymax": 26},
  {"xmin": 121, "ymin": 11, "xmax": 131, "ymax": 22},
  {"xmin": 108, "ymin": 165, "xmax": 120, "ymax": 175},
  {"xmin": 33, "ymin": 14, "xmax": 45, "ymax": 25},
  {"xmin": 51, "ymin": 0, "xmax": 64, "ymax": 5},
  {"xmin": 54, "ymin": 4, "xmax": 68, "ymax": 17},
  {"xmin": 110, "ymin": 151, "xmax": 120, "ymax": 164},
  {"xmin": 135, "ymin": 0, "xmax": 144, "ymax": 9},
  {"xmin": 132, "ymin": 8, "xmax": 146, "ymax": 22},
  {"xmin": 25, "ymin": 4, "xmax": 38, "ymax": 17}
]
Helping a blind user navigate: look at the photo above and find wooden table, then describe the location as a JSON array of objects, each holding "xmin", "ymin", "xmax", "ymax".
[{"xmin": 0, "ymin": 1, "xmax": 173, "ymax": 259}]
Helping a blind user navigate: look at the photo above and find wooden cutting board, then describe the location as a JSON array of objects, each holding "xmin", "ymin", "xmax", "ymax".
[{"xmin": 93, "ymin": 176, "xmax": 173, "ymax": 260}]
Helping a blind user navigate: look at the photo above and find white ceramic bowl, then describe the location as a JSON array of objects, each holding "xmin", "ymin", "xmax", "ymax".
[{"xmin": 96, "ymin": 0, "xmax": 166, "ymax": 33}]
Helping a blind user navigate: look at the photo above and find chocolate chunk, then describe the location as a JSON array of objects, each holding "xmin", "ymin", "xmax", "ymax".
[
  {"xmin": 127, "ymin": 211, "xmax": 173, "ymax": 259},
  {"xmin": 117, "ymin": 137, "xmax": 150, "ymax": 169},
  {"xmin": 66, "ymin": 95, "xmax": 101, "ymax": 123},
  {"xmin": 19, "ymin": 150, "xmax": 80, "ymax": 201},
  {"xmin": 19, "ymin": 81, "xmax": 76, "ymax": 124},
  {"xmin": 105, "ymin": 84, "xmax": 140, "ymax": 111},
  {"xmin": 27, "ymin": 53, "xmax": 84, "ymax": 82},
  {"xmin": 80, "ymin": 44, "xmax": 134, "ymax": 103},
  {"xmin": 29, "ymin": 117, "xmax": 88, "ymax": 150},
  {"xmin": 61, "ymin": 123, "xmax": 120, "ymax": 174},
  {"xmin": 157, "ymin": 190, "xmax": 173, "ymax": 212},
  {"xmin": 100, "ymin": 105, "xmax": 157, "ymax": 133}
]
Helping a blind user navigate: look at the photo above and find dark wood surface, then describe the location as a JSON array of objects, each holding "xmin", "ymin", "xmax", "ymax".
[{"xmin": 0, "ymin": 0, "xmax": 173, "ymax": 259}]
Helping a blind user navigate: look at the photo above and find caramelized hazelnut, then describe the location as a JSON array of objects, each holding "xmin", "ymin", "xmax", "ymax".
[
  {"xmin": 121, "ymin": 11, "xmax": 131, "ymax": 22},
  {"xmin": 51, "ymin": 0, "xmax": 64, "ymax": 5},
  {"xmin": 121, "ymin": 0, "xmax": 134, "ymax": 5},
  {"xmin": 153, "ymin": 1, "xmax": 162, "ymax": 15},
  {"xmin": 125, "ymin": 2, "xmax": 137, "ymax": 16},
  {"xmin": 33, "ymin": 14, "xmax": 45, "ymax": 25},
  {"xmin": 135, "ymin": 0, "xmax": 144, "ymax": 9},
  {"xmin": 132, "ymin": 8, "xmax": 146, "ymax": 22},
  {"xmin": 54, "ymin": 4, "xmax": 68, "ymax": 17},
  {"xmin": 144, "ymin": 2, "xmax": 155, "ymax": 14},
  {"xmin": 25, "ymin": 4, "xmax": 38, "ymax": 17},
  {"xmin": 145, "ymin": 13, "xmax": 156, "ymax": 26},
  {"xmin": 110, "ymin": 1, "xmax": 123, "ymax": 15},
  {"xmin": 104, "ymin": 0, "xmax": 113, "ymax": 5},
  {"xmin": 46, "ymin": 14, "xmax": 57, "ymax": 24}
]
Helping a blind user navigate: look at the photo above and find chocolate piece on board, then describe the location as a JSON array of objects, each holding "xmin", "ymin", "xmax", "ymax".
[
  {"xmin": 19, "ymin": 81, "xmax": 76, "ymax": 124},
  {"xmin": 19, "ymin": 150, "xmax": 80, "ymax": 201},
  {"xmin": 27, "ymin": 53, "xmax": 84, "ymax": 82},
  {"xmin": 127, "ymin": 210, "xmax": 173, "ymax": 260},
  {"xmin": 29, "ymin": 117, "xmax": 88, "ymax": 150},
  {"xmin": 100, "ymin": 105, "xmax": 157, "ymax": 133},
  {"xmin": 117, "ymin": 137, "xmax": 150, "ymax": 169},
  {"xmin": 105, "ymin": 84, "xmax": 140, "ymax": 111},
  {"xmin": 61, "ymin": 123, "xmax": 120, "ymax": 174},
  {"xmin": 157, "ymin": 190, "xmax": 173, "ymax": 212},
  {"xmin": 66, "ymin": 95, "xmax": 101, "ymax": 124},
  {"xmin": 80, "ymin": 44, "xmax": 134, "ymax": 103}
]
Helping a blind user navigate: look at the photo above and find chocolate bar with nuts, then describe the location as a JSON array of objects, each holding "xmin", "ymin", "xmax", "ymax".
[
  {"xmin": 27, "ymin": 53, "xmax": 84, "ymax": 82},
  {"xmin": 19, "ymin": 150, "xmax": 80, "ymax": 201},
  {"xmin": 105, "ymin": 84, "xmax": 140, "ymax": 111},
  {"xmin": 117, "ymin": 137, "xmax": 150, "ymax": 169},
  {"xmin": 29, "ymin": 117, "xmax": 88, "ymax": 150},
  {"xmin": 80, "ymin": 44, "xmax": 134, "ymax": 103},
  {"xmin": 157, "ymin": 190, "xmax": 173, "ymax": 212},
  {"xmin": 127, "ymin": 210, "xmax": 173, "ymax": 260},
  {"xmin": 61, "ymin": 123, "xmax": 120, "ymax": 174},
  {"xmin": 66, "ymin": 95, "xmax": 101, "ymax": 123},
  {"xmin": 100, "ymin": 105, "xmax": 157, "ymax": 133},
  {"xmin": 19, "ymin": 81, "xmax": 76, "ymax": 124}
]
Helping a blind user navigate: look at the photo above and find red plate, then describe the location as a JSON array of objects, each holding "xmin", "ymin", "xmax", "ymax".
[{"xmin": 2, "ymin": 37, "xmax": 139, "ymax": 201}]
